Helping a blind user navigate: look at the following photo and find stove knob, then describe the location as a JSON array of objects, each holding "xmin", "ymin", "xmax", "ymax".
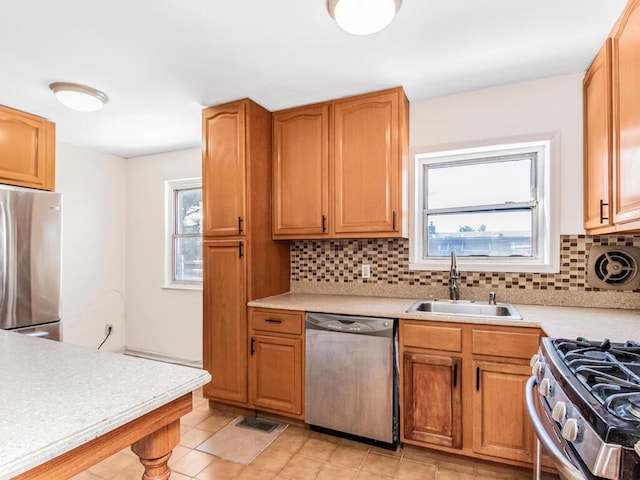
[
  {"xmin": 529, "ymin": 354, "xmax": 539, "ymax": 368},
  {"xmin": 562, "ymin": 418, "xmax": 579, "ymax": 442},
  {"xmin": 552, "ymin": 401, "xmax": 567, "ymax": 423},
  {"xmin": 532, "ymin": 360, "xmax": 545, "ymax": 379},
  {"xmin": 539, "ymin": 378, "xmax": 552, "ymax": 397}
]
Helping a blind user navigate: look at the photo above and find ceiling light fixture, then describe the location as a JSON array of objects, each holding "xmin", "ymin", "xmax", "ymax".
[
  {"xmin": 327, "ymin": 0, "xmax": 402, "ymax": 36},
  {"xmin": 49, "ymin": 82, "xmax": 109, "ymax": 112}
]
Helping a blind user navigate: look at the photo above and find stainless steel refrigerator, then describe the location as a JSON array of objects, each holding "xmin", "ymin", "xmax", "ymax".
[{"xmin": 0, "ymin": 185, "xmax": 62, "ymax": 340}]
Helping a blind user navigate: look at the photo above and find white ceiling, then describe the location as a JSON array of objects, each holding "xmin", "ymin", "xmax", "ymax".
[{"xmin": 0, "ymin": 0, "xmax": 627, "ymax": 158}]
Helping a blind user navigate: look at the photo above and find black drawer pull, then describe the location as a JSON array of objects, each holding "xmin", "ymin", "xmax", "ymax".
[
  {"xmin": 476, "ymin": 367, "xmax": 481, "ymax": 391},
  {"xmin": 238, "ymin": 216, "xmax": 244, "ymax": 234},
  {"xmin": 238, "ymin": 241, "xmax": 244, "ymax": 259},
  {"xmin": 250, "ymin": 337, "xmax": 255, "ymax": 356},
  {"xmin": 322, "ymin": 215, "xmax": 327, "ymax": 233},
  {"xmin": 264, "ymin": 319, "xmax": 283, "ymax": 324},
  {"xmin": 392, "ymin": 211, "xmax": 397, "ymax": 230}
]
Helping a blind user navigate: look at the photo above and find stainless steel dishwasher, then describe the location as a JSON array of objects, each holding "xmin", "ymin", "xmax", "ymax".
[{"xmin": 305, "ymin": 312, "xmax": 398, "ymax": 449}]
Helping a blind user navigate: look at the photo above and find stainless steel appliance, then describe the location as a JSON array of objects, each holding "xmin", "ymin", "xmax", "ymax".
[
  {"xmin": 0, "ymin": 185, "xmax": 62, "ymax": 340},
  {"xmin": 305, "ymin": 312, "xmax": 398, "ymax": 449},
  {"xmin": 527, "ymin": 337, "xmax": 640, "ymax": 480}
]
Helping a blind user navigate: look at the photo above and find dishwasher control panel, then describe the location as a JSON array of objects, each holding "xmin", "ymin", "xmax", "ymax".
[{"xmin": 305, "ymin": 312, "xmax": 394, "ymax": 335}]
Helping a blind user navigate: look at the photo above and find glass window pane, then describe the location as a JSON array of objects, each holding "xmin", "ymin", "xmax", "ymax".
[
  {"xmin": 426, "ymin": 158, "xmax": 533, "ymax": 210},
  {"xmin": 176, "ymin": 188, "xmax": 202, "ymax": 234},
  {"xmin": 425, "ymin": 210, "xmax": 533, "ymax": 257},
  {"xmin": 175, "ymin": 237, "xmax": 203, "ymax": 282}
]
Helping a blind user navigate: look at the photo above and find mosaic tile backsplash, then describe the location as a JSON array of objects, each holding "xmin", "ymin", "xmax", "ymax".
[{"xmin": 291, "ymin": 235, "xmax": 640, "ymax": 309}]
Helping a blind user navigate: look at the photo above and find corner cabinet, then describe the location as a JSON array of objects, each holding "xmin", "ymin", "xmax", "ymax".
[
  {"xmin": 0, "ymin": 105, "xmax": 55, "ymax": 191},
  {"xmin": 272, "ymin": 87, "xmax": 409, "ymax": 239},
  {"xmin": 202, "ymin": 99, "xmax": 290, "ymax": 409},
  {"xmin": 400, "ymin": 319, "xmax": 541, "ymax": 468},
  {"xmin": 584, "ymin": 0, "xmax": 640, "ymax": 233}
]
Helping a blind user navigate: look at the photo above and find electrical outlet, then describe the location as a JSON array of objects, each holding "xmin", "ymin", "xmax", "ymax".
[
  {"xmin": 361, "ymin": 264, "xmax": 371, "ymax": 279},
  {"xmin": 105, "ymin": 324, "xmax": 113, "ymax": 336}
]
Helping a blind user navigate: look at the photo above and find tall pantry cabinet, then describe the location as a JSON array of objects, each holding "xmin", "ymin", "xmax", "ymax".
[{"xmin": 202, "ymin": 99, "xmax": 290, "ymax": 406}]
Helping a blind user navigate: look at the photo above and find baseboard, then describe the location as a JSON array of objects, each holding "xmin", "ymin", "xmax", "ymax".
[{"xmin": 124, "ymin": 346, "xmax": 203, "ymax": 368}]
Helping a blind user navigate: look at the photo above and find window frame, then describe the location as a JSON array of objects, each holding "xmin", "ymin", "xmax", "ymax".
[
  {"xmin": 163, "ymin": 177, "xmax": 203, "ymax": 290},
  {"xmin": 409, "ymin": 134, "xmax": 560, "ymax": 273}
]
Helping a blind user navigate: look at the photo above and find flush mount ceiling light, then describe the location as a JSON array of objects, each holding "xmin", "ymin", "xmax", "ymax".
[
  {"xmin": 327, "ymin": 0, "xmax": 402, "ymax": 36},
  {"xmin": 49, "ymin": 82, "xmax": 108, "ymax": 112}
]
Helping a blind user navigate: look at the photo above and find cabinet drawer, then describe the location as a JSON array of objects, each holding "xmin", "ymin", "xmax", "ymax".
[
  {"xmin": 402, "ymin": 322, "xmax": 462, "ymax": 352},
  {"xmin": 472, "ymin": 329, "xmax": 540, "ymax": 359},
  {"xmin": 250, "ymin": 309, "xmax": 303, "ymax": 335}
]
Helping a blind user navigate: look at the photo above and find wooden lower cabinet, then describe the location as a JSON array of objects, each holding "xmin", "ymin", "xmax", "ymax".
[
  {"xmin": 472, "ymin": 360, "xmax": 533, "ymax": 463},
  {"xmin": 403, "ymin": 352, "xmax": 462, "ymax": 448},
  {"xmin": 250, "ymin": 335, "xmax": 303, "ymax": 416},
  {"xmin": 248, "ymin": 308, "xmax": 304, "ymax": 418},
  {"xmin": 400, "ymin": 319, "xmax": 540, "ymax": 468},
  {"xmin": 202, "ymin": 240, "xmax": 247, "ymax": 404}
]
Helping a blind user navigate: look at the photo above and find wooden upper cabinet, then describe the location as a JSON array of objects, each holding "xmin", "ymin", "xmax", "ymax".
[
  {"xmin": 612, "ymin": 0, "xmax": 640, "ymax": 230},
  {"xmin": 583, "ymin": 41, "xmax": 614, "ymax": 232},
  {"xmin": 272, "ymin": 104, "xmax": 330, "ymax": 237},
  {"xmin": 202, "ymin": 101, "xmax": 247, "ymax": 237},
  {"xmin": 271, "ymin": 87, "xmax": 408, "ymax": 239},
  {"xmin": 333, "ymin": 89, "xmax": 407, "ymax": 236},
  {"xmin": 0, "ymin": 106, "xmax": 55, "ymax": 191}
]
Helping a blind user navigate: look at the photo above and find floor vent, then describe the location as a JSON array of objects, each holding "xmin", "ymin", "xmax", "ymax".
[{"xmin": 236, "ymin": 417, "xmax": 282, "ymax": 433}]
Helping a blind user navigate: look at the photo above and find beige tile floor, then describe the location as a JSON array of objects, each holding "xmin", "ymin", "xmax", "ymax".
[{"xmin": 71, "ymin": 389, "xmax": 558, "ymax": 480}]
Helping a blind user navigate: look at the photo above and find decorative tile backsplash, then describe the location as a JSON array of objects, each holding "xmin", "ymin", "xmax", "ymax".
[{"xmin": 290, "ymin": 235, "xmax": 640, "ymax": 309}]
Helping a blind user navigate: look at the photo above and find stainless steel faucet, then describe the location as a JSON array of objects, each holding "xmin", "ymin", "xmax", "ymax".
[{"xmin": 449, "ymin": 251, "xmax": 460, "ymax": 300}]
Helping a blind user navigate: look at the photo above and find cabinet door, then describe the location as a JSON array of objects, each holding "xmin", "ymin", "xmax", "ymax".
[
  {"xmin": 403, "ymin": 352, "xmax": 462, "ymax": 449},
  {"xmin": 202, "ymin": 102, "xmax": 247, "ymax": 237},
  {"xmin": 612, "ymin": 0, "xmax": 640, "ymax": 229},
  {"xmin": 472, "ymin": 361, "xmax": 533, "ymax": 463},
  {"xmin": 333, "ymin": 90, "xmax": 401, "ymax": 235},
  {"xmin": 273, "ymin": 105, "xmax": 330, "ymax": 237},
  {"xmin": 203, "ymin": 240, "xmax": 248, "ymax": 404},
  {"xmin": 583, "ymin": 41, "xmax": 613, "ymax": 232},
  {"xmin": 0, "ymin": 106, "xmax": 55, "ymax": 191},
  {"xmin": 250, "ymin": 334, "xmax": 303, "ymax": 416}
]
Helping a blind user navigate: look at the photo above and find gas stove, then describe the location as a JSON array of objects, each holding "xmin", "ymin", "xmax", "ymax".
[{"xmin": 528, "ymin": 337, "xmax": 640, "ymax": 480}]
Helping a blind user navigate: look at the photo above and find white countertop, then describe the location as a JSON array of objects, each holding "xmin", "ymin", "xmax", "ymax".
[
  {"xmin": 248, "ymin": 292, "xmax": 640, "ymax": 341},
  {"xmin": 0, "ymin": 331, "xmax": 210, "ymax": 480}
]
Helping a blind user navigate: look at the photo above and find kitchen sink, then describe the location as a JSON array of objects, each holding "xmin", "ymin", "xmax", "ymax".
[{"xmin": 406, "ymin": 300, "xmax": 522, "ymax": 319}]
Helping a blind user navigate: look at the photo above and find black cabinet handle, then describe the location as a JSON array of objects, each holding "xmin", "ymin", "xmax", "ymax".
[
  {"xmin": 265, "ymin": 319, "xmax": 283, "ymax": 324},
  {"xmin": 250, "ymin": 337, "xmax": 255, "ymax": 356},
  {"xmin": 599, "ymin": 200, "xmax": 609, "ymax": 223},
  {"xmin": 238, "ymin": 216, "xmax": 244, "ymax": 234},
  {"xmin": 453, "ymin": 363, "xmax": 458, "ymax": 388},
  {"xmin": 476, "ymin": 367, "xmax": 480, "ymax": 391},
  {"xmin": 238, "ymin": 241, "xmax": 244, "ymax": 259},
  {"xmin": 322, "ymin": 215, "xmax": 327, "ymax": 233},
  {"xmin": 392, "ymin": 211, "xmax": 397, "ymax": 230}
]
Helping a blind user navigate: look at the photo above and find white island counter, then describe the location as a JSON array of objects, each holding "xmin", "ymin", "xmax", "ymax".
[{"xmin": 0, "ymin": 330, "xmax": 210, "ymax": 480}]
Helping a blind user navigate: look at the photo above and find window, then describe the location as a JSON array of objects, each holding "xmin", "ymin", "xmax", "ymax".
[
  {"xmin": 411, "ymin": 136, "xmax": 559, "ymax": 273},
  {"xmin": 164, "ymin": 178, "xmax": 202, "ymax": 289}
]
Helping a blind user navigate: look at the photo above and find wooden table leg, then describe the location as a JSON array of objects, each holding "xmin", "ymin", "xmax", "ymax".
[{"xmin": 131, "ymin": 419, "xmax": 180, "ymax": 480}]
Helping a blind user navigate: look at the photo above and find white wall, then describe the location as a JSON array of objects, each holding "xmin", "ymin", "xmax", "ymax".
[
  {"xmin": 125, "ymin": 148, "xmax": 202, "ymax": 365},
  {"xmin": 56, "ymin": 142, "xmax": 127, "ymax": 351},
  {"xmin": 410, "ymin": 73, "xmax": 584, "ymax": 234}
]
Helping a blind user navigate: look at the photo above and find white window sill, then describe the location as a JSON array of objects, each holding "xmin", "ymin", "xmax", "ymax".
[
  {"xmin": 162, "ymin": 283, "xmax": 203, "ymax": 291},
  {"xmin": 409, "ymin": 259, "xmax": 559, "ymax": 274}
]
